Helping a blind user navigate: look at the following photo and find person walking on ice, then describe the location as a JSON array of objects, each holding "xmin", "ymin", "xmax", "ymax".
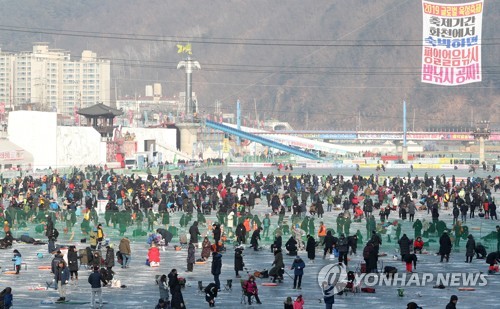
[
  {"xmin": 54, "ymin": 260, "xmax": 70, "ymax": 302},
  {"xmin": 88, "ymin": 266, "xmax": 105, "ymax": 309}
]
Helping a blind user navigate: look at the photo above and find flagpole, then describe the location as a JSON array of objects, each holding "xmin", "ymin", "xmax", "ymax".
[{"xmin": 402, "ymin": 100, "xmax": 408, "ymax": 162}]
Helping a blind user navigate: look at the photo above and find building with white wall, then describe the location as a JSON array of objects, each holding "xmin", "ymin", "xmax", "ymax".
[
  {"xmin": 7, "ymin": 110, "xmax": 178, "ymax": 169},
  {"xmin": 0, "ymin": 43, "xmax": 110, "ymax": 116}
]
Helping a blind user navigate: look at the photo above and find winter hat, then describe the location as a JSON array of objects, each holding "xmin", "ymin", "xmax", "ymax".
[{"xmin": 450, "ymin": 295, "xmax": 458, "ymax": 301}]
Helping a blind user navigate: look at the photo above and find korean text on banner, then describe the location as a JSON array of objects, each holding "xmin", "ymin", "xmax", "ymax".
[{"xmin": 421, "ymin": 0, "xmax": 483, "ymax": 86}]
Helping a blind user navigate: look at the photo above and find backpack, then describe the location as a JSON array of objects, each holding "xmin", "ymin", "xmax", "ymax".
[{"xmin": 384, "ymin": 266, "xmax": 397, "ymax": 274}]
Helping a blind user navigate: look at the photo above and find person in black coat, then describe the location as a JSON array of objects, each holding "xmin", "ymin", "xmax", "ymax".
[
  {"xmin": 439, "ymin": 232, "xmax": 452, "ymax": 262},
  {"xmin": 475, "ymin": 242, "xmax": 487, "ymax": 259},
  {"xmin": 234, "ymin": 247, "xmax": 244, "ymax": 278},
  {"xmin": 445, "ymin": 295, "xmax": 458, "ymax": 309},
  {"xmin": 168, "ymin": 269, "xmax": 185, "ymax": 309},
  {"xmin": 404, "ymin": 253, "xmax": 418, "ymax": 272},
  {"xmin": 465, "ymin": 234, "xmax": 476, "ymax": 263},
  {"xmin": 285, "ymin": 236, "xmax": 298, "ymax": 256},
  {"xmin": 189, "ymin": 221, "xmax": 200, "ymax": 244},
  {"xmin": 398, "ymin": 234, "xmax": 412, "ymax": 261},
  {"xmin": 236, "ymin": 223, "xmax": 246, "ymax": 245},
  {"xmin": 362, "ymin": 240, "xmax": 376, "ymax": 273},
  {"xmin": 46, "ymin": 216, "xmax": 57, "ymax": 253},
  {"xmin": 370, "ymin": 230, "xmax": 382, "ymax": 254},
  {"xmin": 348, "ymin": 235, "xmax": 358, "ymax": 255},
  {"xmin": 490, "ymin": 201, "xmax": 498, "ymax": 220},
  {"xmin": 250, "ymin": 227, "xmax": 262, "ymax": 251},
  {"xmin": 271, "ymin": 233, "xmax": 282, "ymax": 252},
  {"xmin": 337, "ymin": 234, "xmax": 349, "ymax": 266},
  {"xmin": 486, "ymin": 251, "xmax": 500, "ymax": 267},
  {"xmin": 104, "ymin": 245, "xmax": 115, "ymax": 272},
  {"xmin": 156, "ymin": 228, "xmax": 173, "ymax": 245},
  {"xmin": 211, "ymin": 252, "xmax": 222, "ymax": 290},
  {"xmin": 269, "ymin": 249, "xmax": 284, "ymax": 282},
  {"xmin": 306, "ymin": 234, "xmax": 316, "ymax": 262},
  {"xmin": 431, "ymin": 207, "xmax": 440, "ymax": 222},
  {"xmin": 204, "ymin": 282, "xmax": 218, "ymax": 307},
  {"xmin": 0, "ymin": 231, "xmax": 14, "ymax": 248},
  {"xmin": 452, "ymin": 206, "xmax": 460, "ymax": 224},
  {"xmin": 46, "ymin": 215, "xmax": 54, "ymax": 239},
  {"xmin": 67, "ymin": 246, "xmax": 79, "ymax": 283},
  {"xmin": 212, "ymin": 223, "xmax": 221, "ymax": 250},
  {"xmin": 322, "ymin": 230, "xmax": 335, "ymax": 259}
]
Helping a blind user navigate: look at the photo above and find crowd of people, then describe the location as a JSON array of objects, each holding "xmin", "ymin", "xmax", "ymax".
[{"xmin": 0, "ymin": 166, "xmax": 499, "ymax": 308}]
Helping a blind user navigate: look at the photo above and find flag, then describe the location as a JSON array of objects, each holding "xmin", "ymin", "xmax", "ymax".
[{"xmin": 176, "ymin": 43, "xmax": 192, "ymax": 55}]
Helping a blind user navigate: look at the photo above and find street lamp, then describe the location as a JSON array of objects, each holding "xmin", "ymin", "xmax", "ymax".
[{"xmin": 472, "ymin": 120, "xmax": 490, "ymax": 164}]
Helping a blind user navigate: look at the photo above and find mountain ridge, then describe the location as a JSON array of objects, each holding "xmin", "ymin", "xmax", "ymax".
[{"xmin": 0, "ymin": 0, "xmax": 498, "ymax": 130}]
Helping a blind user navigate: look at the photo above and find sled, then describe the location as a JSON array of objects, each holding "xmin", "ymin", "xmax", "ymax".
[
  {"xmin": 458, "ymin": 287, "xmax": 475, "ymax": 291},
  {"xmin": 3, "ymin": 271, "xmax": 18, "ymax": 275},
  {"xmin": 261, "ymin": 282, "xmax": 278, "ymax": 286},
  {"xmin": 195, "ymin": 261, "xmax": 207, "ymax": 265},
  {"xmin": 41, "ymin": 298, "xmax": 104, "ymax": 305},
  {"xmin": 38, "ymin": 265, "xmax": 52, "ymax": 270}
]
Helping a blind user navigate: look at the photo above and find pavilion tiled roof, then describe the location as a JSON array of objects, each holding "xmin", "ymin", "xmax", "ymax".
[{"xmin": 77, "ymin": 103, "xmax": 123, "ymax": 117}]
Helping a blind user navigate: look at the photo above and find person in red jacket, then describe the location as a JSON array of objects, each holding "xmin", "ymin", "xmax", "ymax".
[
  {"xmin": 413, "ymin": 237, "xmax": 424, "ymax": 254},
  {"xmin": 293, "ymin": 295, "xmax": 304, "ymax": 309},
  {"xmin": 243, "ymin": 276, "xmax": 262, "ymax": 305},
  {"xmin": 148, "ymin": 243, "xmax": 160, "ymax": 267}
]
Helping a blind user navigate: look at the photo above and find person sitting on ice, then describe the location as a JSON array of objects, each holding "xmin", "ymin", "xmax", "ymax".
[
  {"xmin": 353, "ymin": 206, "xmax": 364, "ymax": 221},
  {"xmin": 148, "ymin": 243, "xmax": 160, "ymax": 267},
  {"xmin": 413, "ymin": 237, "xmax": 424, "ymax": 254}
]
